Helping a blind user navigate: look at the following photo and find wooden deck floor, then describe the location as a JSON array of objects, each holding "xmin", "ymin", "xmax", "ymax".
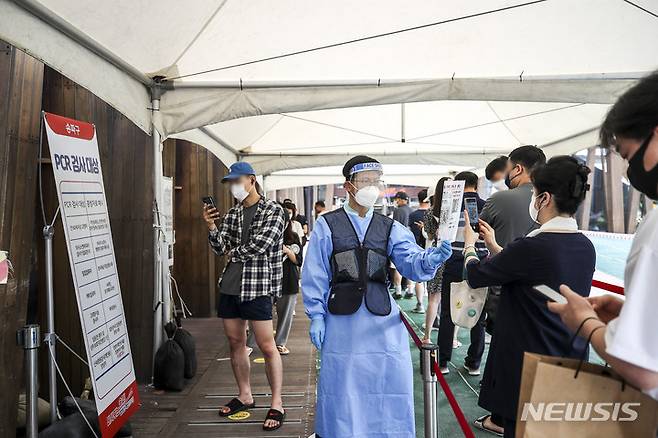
[{"xmin": 131, "ymin": 298, "xmax": 316, "ymax": 438}]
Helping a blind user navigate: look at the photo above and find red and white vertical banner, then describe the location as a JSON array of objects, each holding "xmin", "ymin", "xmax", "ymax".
[{"xmin": 44, "ymin": 112, "xmax": 139, "ymax": 437}]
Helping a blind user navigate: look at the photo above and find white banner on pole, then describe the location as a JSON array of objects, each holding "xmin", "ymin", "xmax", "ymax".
[
  {"xmin": 162, "ymin": 176, "xmax": 174, "ymax": 266},
  {"xmin": 438, "ymin": 180, "xmax": 465, "ymax": 242},
  {"xmin": 44, "ymin": 112, "xmax": 138, "ymax": 438}
]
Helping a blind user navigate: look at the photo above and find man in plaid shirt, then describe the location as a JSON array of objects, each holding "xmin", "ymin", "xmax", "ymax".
[{"xmin": 202, "ymin": 161, "xmax": 287, "ymax": 431}]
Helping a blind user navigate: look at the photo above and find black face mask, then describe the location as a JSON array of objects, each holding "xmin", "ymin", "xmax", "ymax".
[
  {"xmin": 504, "ymin": 165, "xmax": 520, "ymax": 189},
  {"xmin": 627, "ymin": 133, "xmax": 658, "ymax": 200}
]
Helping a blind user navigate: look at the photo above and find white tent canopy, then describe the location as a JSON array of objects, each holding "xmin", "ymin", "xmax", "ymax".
[
  {"xmin": 2, "ymin": 0, "xmax": 658, "ymax": 181},
  {"xmin": 4, "ymin": 0, "xmax": 657, "ymax": 369}
]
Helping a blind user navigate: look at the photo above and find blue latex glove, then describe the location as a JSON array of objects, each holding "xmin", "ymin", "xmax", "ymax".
[
  {"xmin": 309, "ymin": 316, "xmax": 325, "ymax": 350},
  {"xmin": 428, "ymin": 240, "xmax": 453, "ymax": 267}
]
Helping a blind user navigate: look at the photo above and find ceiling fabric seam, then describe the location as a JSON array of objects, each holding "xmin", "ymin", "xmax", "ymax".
[
  {"xmin": 620, "ymin": 0, "xmax": 658, "ymax": 18},
  {"xmin": 280, "ymin": 113, "xmax": 398, "ymax": 142},
  {"xmin": 244, "ymin": 114, "xmax": 286, "ymax": 149},
  {"xmin": 168, "ymin": 0, "xmax": 230, "ymax": 68},
  {"xmin": 407, "ymin": 103, "xmax": 585, "ymax": 141},
  {"xmin": 486, "ymin": 101, "xmax": 523, "ymax": 146},
  {"xmin": 251, "ymin": 140, "xmax": 393, "ymax": 153},
  {"xmin": 164, "ymin": 0, "xmax": 548, "ymax": 80}
]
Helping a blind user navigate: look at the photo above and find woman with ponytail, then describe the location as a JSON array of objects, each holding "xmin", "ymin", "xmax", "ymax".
[{"xmin": 461, "ymin": 155, "xmax": 597, "ymax": 436}]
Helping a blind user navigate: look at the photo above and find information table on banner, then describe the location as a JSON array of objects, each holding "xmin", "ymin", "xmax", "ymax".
[
  {"xmin": 44, "ymin": 112, "xmax": 139, "ymax": 437},
  {"xmin": 438, "ymin": 180, "xmax": 465, "ymax": 242}
]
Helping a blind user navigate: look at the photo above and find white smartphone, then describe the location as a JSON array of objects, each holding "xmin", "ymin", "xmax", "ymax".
[{"xmin": 533, "ymin": 284, "xmax": 567, "ymax": 304}]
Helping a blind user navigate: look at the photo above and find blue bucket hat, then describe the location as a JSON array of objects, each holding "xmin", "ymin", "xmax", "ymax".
[{"xmin": 222, "ymin": 161, "xmax": 256, "ymax": 182}]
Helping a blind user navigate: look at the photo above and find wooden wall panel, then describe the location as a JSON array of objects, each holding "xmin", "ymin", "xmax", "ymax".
[
  {"xmin": 170, "ymin": 140, "xmax": 231, "ymax": 317},
  {"xmin": 0, "ymin": 41, "xmax": 44, "ymax": 437},
  {"xmin": 37, "ymin": 66, "xmax": 155, "ymax": 397}
]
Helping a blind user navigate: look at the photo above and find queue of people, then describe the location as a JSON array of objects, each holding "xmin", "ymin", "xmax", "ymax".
[{"xmin": 200, "ymin": 70, "xmax": 658, "ymax": 437}]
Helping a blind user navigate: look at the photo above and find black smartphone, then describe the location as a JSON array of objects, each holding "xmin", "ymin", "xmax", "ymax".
[
  {"xmin": 202, "ymin": 196, "xmax": 216, "ymax": 209},
  {"xmin": 464, "ymin": 197, "xmax": 479, "ymax": 232}
]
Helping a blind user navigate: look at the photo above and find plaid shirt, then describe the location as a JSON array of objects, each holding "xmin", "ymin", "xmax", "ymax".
[{"xmin": 208, "ymin": 197, "xmax": 285, "ymax": 302}]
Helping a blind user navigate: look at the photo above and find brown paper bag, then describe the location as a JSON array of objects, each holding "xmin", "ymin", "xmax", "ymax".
[{"xmin": 516, "ymin": 353, "xmax": 658, "ymax": 437}]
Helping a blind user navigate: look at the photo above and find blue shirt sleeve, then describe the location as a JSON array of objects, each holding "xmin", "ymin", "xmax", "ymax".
[
  {"xmin": 301, "ymin": 217, "xmax": 333, "ymax": 320},
  {"xmin": 388, "ymin": 221, "xmax": 440, "ymax": 282}
]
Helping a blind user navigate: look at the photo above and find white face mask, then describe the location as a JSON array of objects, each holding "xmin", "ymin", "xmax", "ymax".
[
  {"xmin": 231, "ymin": 182, "xmax": 251, "ymax": 202},
  {"xmin": 352, "ymin": 185, "xmax": 380, "ymax": 208},
  {"xmin": 492, "ymin": 179, "xmax": 508, "ymax": 191},
  {"xmin": 528, "ymin": 192, "xmax": 546, "ymax": 223}
]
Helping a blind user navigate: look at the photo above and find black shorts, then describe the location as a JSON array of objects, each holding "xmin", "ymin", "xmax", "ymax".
[{"xmin": 217, "ymin": 294, "xmax": 272, "ymax": 321}]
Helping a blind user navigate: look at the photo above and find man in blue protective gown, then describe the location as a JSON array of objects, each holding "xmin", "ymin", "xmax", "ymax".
[{"xmin": 302, "ymin": 156, "xmax": 452, "ymax": 438}]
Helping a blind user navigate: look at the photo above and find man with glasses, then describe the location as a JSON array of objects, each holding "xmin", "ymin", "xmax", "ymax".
[{"xmin": 302, "ymin": 155, "xmax": 453, "ymax": 437}]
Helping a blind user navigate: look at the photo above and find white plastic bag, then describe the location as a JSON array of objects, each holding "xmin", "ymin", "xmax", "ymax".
[{"xmin": 450, "ymin": 280, "xmax": 488, "ymax": 329}]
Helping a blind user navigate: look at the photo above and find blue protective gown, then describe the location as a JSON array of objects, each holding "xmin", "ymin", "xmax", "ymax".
[{"xmin": 302, "ymin": 205, "xmax": 440, "ymax": 438}]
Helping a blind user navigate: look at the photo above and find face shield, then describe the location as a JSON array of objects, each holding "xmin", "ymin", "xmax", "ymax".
[{"xmin": 347, "ymin": 163, "xmax": 387, "ymax": 209}]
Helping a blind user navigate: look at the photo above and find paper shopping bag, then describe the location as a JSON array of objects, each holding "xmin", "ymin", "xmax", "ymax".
[
  {"xmin": 449, "ymin": 280, "xmax": 487, "ymax": 329},
  {"xmin": 516, "ymin": 352, "xmax": 658, "ymax": 437}
]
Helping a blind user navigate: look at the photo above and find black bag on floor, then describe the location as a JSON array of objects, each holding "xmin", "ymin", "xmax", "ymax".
[
  {"xmin": 39, "ymin": 412, "xmax": 94, "ymax": 438},
  {"xmin": 40, "ymin": 396, "xmax": 132, "ymax": 437},
  {"xmin": 165, "ymin": 320, "xmax": 197, "ymax": 379},
  {"xmin": 154, "ymin": 328, "xmax": 185, "ymax": 391}
]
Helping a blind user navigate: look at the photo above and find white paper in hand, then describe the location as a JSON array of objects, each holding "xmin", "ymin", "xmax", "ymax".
[{"xmin": 438, "ymin": 180, "xmax": 465, "ymax": 243}]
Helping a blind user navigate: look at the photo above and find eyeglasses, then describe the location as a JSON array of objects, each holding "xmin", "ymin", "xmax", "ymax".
[{"xmin": 351, "ymin": 178, "xmax": 385, "ymax": 189}]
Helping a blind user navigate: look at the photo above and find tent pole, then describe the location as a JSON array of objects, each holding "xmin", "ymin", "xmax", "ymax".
[
  {"xmin": 167, "ymin": 72, "xmax": 649, "ymax": 90},
  {"xmin": 151, "ymin": 93, "xmax": 164, "ymax": 378}
]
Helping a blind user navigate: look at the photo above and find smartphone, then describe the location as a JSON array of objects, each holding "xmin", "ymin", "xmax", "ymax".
[
  {"xmin": 533, "ymin": 284, "xmax": 567, "ymax": 304},
  {"xmin": 464, "ymin": 197, "xmax": 479, "ymax": 232},
  {"xmin": 202, "ymin": 196, "xmax": 216, "ymax": 209}
]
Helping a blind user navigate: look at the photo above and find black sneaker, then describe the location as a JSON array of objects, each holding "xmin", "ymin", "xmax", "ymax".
[
  {"xmin": 392, "ymin": 292, "xmax": 403, "ymax": 300},
  {"xmin": 403, "ymin": 292, "xmax": 414, "ymax": 299}
]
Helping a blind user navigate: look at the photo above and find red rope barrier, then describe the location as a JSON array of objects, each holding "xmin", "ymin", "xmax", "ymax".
[
  {"xmin": 400, "ymin": 312, "xmax": 476, "ymax": 438},
  {"xmin": 592, "ymin": 279, "xmax": 624, "ymax": 296}
]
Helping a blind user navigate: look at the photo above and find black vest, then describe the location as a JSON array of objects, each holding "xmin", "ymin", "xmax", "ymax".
[{"xmin": 323, "ymin": 208, "xmax": 394, "ymax": 316}]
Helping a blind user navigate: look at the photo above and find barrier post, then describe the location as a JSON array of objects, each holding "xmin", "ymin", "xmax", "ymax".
[
  {"xmin": 17, "ymin": 324, "xmax": 40, "ymax": 438},
  {"xmin": 43, "ymin": 224, "xmax": 58, "ymax": 423},
  {"xmin": 421, "ymin": 343, "xmax": 439, "ymax": 438}
]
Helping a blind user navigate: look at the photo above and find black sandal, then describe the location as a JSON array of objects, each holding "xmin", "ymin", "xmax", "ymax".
[
  {"xmin": 262, "ymin": 408, "xmax": 286, "ymax": 431},
  {"xmin": 218, "ymin": 397, "xmax": 255, "ymax": 417}
]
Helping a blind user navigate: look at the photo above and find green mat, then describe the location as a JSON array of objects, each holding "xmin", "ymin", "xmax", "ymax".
[{"xmin": 397, "ymin": 298, "xmax": 491, "ymax": 438}]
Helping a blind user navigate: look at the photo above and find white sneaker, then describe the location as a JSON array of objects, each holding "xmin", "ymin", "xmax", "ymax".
[
  {"xmin": 453, "ymin": 340, "xmax": 462, "ymax": 349},
  {"xmin": 439, "ymin": 366, "xmax": 450, "ymax": 375},
  {"xmin": 411, "ymin": 303, "xmax": 425, "ymax": 313},
  {"xmin": 464, "ymin": 363, "xmax": 481, "ymax": 376}
]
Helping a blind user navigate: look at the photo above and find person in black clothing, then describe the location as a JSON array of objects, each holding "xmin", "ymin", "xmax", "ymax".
[
  {"xmin": 283, "ymin": 198, "xmax": 309, "ymax": 239},
  {"xmin": 391, "ymin": 191, "xmax": 413, "ymax": 298},
  {"xmin": 463, "ymin": 156, "xmax": 595, "ymax": 438},
  {"xmin": 436, "ymin": 172, "xmax": 489, "ymax": 375},
  {"xmin": 408, "ymin": 189, "xmax": 430, "ymax": 313},
  {"xmin": 274, "ymin": 208, "xmax": 303, "ymax": 355}
]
